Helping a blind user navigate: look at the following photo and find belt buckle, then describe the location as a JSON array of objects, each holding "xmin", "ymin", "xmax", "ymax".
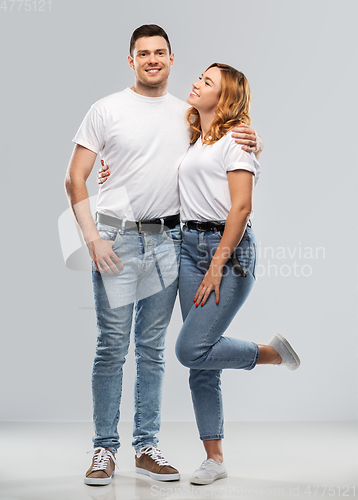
[
  {"xmin": 137, "ymin": 220, "xmax": 156, "ymax": 233},
  {"xmin": 197, "ymin": 222, "xmax": 206, "ymax": 232}
]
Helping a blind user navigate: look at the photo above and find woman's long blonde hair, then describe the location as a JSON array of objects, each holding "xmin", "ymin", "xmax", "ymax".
[{"xmin": 187, "ymin": 63, "xmax": 251, "ymax": 145}]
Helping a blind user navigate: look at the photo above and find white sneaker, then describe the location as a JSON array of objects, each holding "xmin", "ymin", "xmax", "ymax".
[
  {"xmin": 190, "ymin": 459, "xmax": 227, "ymax": 485},
  {"xmin": 268, "ymin": 332, "xmax": 301, "ymax": 370}
]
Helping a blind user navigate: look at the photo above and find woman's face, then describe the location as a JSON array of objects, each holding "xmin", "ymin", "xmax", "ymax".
[{"xmin": 187, "ymin": 66, "xmax": 222, "ymax": 114}]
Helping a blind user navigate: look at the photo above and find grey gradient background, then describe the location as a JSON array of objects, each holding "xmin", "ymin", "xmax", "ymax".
[{"xmin": 0, "ymin": 0, "xmax": 357, "ymax": 424}]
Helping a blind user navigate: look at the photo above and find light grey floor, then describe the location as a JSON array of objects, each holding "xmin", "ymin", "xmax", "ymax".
[{"xmin": 0, "ymin": 421, "xmax": 357, "ymax": 499}]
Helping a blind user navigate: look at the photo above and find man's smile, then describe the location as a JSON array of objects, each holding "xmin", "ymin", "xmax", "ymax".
[{"xmin": 146, "ymin": 68, "xmax": 161, "ymax": 74}]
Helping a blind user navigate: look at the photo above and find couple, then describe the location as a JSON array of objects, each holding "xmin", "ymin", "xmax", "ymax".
[{"xmin": 65, "ymin": 24, "xmax": 300, "ymax": 487}]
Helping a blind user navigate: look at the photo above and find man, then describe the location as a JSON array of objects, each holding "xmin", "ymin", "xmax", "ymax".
[{"xmin": 65, "ymin": 24, "xmax": 261, "ymax": 486}]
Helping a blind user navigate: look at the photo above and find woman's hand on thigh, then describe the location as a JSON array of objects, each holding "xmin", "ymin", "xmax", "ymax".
[{"xmin": 194, "ymin": 265, "xmax": 223, "ymax": 307}]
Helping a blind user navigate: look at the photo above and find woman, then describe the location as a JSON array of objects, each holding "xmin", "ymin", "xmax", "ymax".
[
  {"xmin": 97, "ymin": 63, "xmax": 300, "ymax": 485},
  {"xmin": 175, "ymin": 62, "xmax": 300, "ymax": 485}
]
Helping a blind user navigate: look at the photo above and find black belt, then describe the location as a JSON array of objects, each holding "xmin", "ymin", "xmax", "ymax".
[
  {"xmin": 186, "ymin": 219, "xmax": 252, "ymax": 232},
  {"xmin": 186, "ymin": 220, "xmax": 226, "ymax": 233},
  {"xmin": 96, "ymin": 213, "xmax": 180, "ymax": 233},
  {"xmin": 186, "ymin": 220, "xmax": 247, "ymax": 277}
]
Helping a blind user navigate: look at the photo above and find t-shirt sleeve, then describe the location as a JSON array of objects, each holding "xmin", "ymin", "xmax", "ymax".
[
  {"xmin": 224, "ymin": 135, "xmax": 260, "ymax": 179},
  {"xmin": 72, "ymin": 106, "xmax": 105, "ymax": 154}
]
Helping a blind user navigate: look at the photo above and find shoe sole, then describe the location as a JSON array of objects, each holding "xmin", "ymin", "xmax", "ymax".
[
  {"xmin": 190, "ymin": 471, "xmax": 228, "ymax": 485},
  {"xmin": 272, "ymin": 332, "xmax": 301, "ymax": 370},
  {"xmin": 135, "ymin": 466, "xmax": 180, "ymax": 481},
  {"xmin": 84, "ymin": 473, "xmax": 114, "ymax": 486}
]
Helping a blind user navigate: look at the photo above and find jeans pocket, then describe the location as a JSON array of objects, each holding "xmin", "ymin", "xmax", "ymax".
[
  {"xmin": 213, "ymin": 229, "xmax": 223, "ymax": 240},
  {"xmin": 252, "ymin": 241, "xmax": 257, "ymax": 279},
  {"xmin": 162, "ymin": 225, "xmax": 182, "ymax": 243},
  {"xmin": 98, "ymin": 229, "xmax": 117, "ymax": 241},
  {"xmin": 97, "ymin": 224, "xmax": 121, "ymax": 247},
  {"xmin": 235, "ymin": 232, "xmax": 256, "ymax": 277}
]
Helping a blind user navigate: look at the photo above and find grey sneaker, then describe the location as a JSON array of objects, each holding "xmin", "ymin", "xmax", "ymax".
[
  {"xmin": 190, "ymin": 459, "xmax": 227, "ymax": 485},
  {"xmin": 268, "ymin": 332, "xmax": 301, "ymax": 370}
]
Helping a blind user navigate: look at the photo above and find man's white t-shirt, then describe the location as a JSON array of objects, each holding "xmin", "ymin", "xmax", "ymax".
[
  {"xmin": 73, "ymin": 88, "xmax": 190, "ymax": 221},
  {"xmin": 179, "ymin": 132, "xmax": 261, "ymax": 222}
]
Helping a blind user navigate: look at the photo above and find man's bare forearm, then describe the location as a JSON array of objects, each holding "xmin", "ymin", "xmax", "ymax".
[
  {"xmin": 64, "ymin": 144, "xmax": 100, "ymax": 245},
  {"xmin": 65, "ymin": 178, "xmax": 99, "ymax": 245},
  {"xmin": 64, "ymin": 146, "xmax": 122, "ymax": 274}
]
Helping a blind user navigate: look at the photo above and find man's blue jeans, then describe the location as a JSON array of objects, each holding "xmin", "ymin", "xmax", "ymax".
[
  {"xmin": 91, "ymin": 221, "xmax": 181, "ymax": 452},
  {"xmin": 176, "ymin": 224, "xmax": 259, "ymax": 440}
]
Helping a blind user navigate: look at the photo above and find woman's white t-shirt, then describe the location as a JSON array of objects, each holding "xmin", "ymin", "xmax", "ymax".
[{"xmin": 179, "ymin": 132, "xmax": 261, "ymax": 222}]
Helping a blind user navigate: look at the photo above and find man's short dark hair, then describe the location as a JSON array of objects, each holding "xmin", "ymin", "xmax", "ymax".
[{"xmin": 129, "ymin": 24, "xmax": 172, "ymax": 56}]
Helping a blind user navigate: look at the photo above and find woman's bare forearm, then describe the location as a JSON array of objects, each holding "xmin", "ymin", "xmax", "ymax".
[{"xmin": 210, "ymin": 207, "xmax": 251, "ymax": 271}]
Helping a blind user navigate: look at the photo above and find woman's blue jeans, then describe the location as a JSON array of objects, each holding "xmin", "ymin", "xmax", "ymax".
[{"xmin": 176, "ymin": 224, "xmax": 259, "ymax": 440}]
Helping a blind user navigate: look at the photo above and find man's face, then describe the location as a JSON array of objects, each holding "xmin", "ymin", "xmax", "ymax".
[{"xmin": 128, "ymin": 36, "xmax": 174, "ymax": 89}]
